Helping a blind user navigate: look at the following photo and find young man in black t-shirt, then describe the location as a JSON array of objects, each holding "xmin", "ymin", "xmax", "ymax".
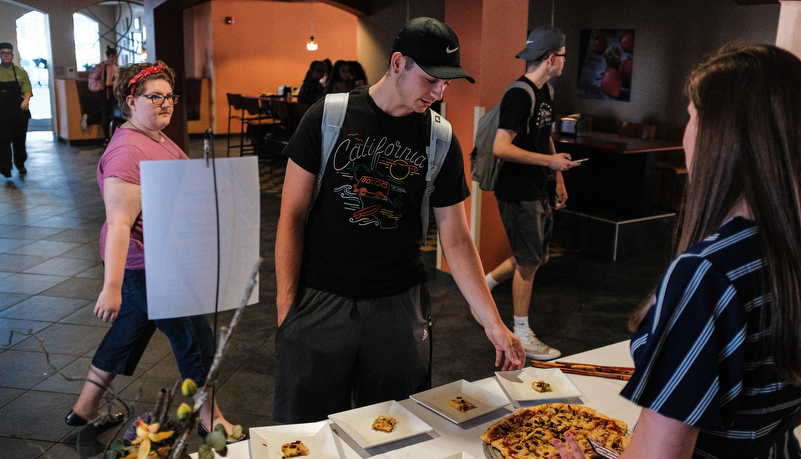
[
  {"xmin": 480, "ymin": 26, "xmax": 581, "ymax": 361},
  {"xmin": 273, "ymin": 17, "xmax": 526, "ymax": 424}
]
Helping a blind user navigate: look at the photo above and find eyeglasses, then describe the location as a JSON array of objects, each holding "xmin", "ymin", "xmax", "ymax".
[
  {"xmin": 140, "ymin": 94, "xmax": 180, "ymax": 106},
  {"xmin": 553, "ymin": 53, "xmax": 567, "ymax": 60},
  {"xmin": 0, "ymin": 52, "xmax": 13, "ymax": 56}
]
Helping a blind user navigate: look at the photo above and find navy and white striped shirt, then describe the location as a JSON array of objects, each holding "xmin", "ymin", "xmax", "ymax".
[{"xmin": 621, "ymin": 217, "xmax": 801, "ymax": 458}]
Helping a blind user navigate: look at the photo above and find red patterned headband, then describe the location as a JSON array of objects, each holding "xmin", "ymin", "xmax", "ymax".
[{"xmin": 127, "ymin": 65, "xmax": 164, "ymax": 95}]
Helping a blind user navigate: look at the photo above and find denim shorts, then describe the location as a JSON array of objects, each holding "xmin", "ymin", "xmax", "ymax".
[
  {"xmin": 496, "ymin": 198, "xmax": 553, "ymax": 266},
  {"xmin": 91, "ymin": 269, "xmax": 216, "ymax": 385},
  {"xmin": 273, "ymin": 284, "xmax": 432, "ymax": 424}
]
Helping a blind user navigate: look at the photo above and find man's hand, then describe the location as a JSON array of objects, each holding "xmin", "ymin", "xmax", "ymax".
[
  {"xmin": 551, "ymin": 432, "xmax": 585, "ymax": 459},
  {"xmin": 484, "ymin": 322, "xmax": 526, "ymax": 370},
  {"xmin": 548, "ymin": 153, "xmax": 581, "ymax": 172},
  {"xmin": 94, "ymin": 287, "xmax": 122, "ymax": 323}
]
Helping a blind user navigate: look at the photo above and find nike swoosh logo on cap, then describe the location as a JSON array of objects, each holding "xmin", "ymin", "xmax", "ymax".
[
  {"xmin": 446, "ymin": 46, "xmax": 459, "ymax": 53},
  {"xmin": 527, "ymin": 40, "xmax": 534, "ymax": 43}
]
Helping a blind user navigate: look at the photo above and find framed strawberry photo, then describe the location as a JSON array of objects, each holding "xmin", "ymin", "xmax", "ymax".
[{"xmin": 577, "ymin": 29, "xmax": 634, "ymax": 101}]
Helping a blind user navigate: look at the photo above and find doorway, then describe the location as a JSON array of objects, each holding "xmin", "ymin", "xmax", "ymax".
[{"xmin": 16, "ymin": 10, "xmax": 52, "ymax": 131}]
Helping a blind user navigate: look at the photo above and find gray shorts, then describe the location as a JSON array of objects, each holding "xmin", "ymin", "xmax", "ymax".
[
  {"xmin": 273, "ymin": 284, "xmax": 432, "ymax": 424},
  {"xmin": 496, "ymin": 198, "xmax": 553, "ymax": 266}
]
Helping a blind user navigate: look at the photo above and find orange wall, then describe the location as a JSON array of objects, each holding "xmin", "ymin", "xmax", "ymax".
[
  {"xmin": 206, "ymin": 0, "xmax": 358, "ymax": 134},
  {"xmin": 444, "ymin": 0, "xmax": 528, "ymax": 273}
]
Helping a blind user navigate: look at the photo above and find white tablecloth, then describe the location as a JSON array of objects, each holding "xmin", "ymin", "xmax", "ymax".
[{"xmin": 205, "ymin": 340, "xmax": 640, "ymax": 459}]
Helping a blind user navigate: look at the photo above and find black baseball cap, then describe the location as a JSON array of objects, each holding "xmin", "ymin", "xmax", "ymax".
[
  {"xmin": 391, "ymin": 17, "xmax": 475, "ymax": 83},
  {"xmin": 516, "ymin": 26, "xmax": 565, "ymax": 61}
]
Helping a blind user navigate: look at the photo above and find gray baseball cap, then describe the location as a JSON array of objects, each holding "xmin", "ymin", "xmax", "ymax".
[{"xmin": 516, "ymin": 26, "xmax": 565, "ymax": 60}]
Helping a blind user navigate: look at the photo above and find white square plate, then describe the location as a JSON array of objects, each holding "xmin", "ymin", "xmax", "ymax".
[
  {"xmin": 494, "ymin": 368, "xmax": 583, "ymax": 402},
  {"xmin": 250, "ymin": 421, "xmax": 339, "ymax": 459},
  {"xmin": 441, "ymin": 453, "xmax": 478, "ymax": 459},
  {"xmin": 328, "ymin": 400, "xmax": 433, "ymax": 449},
  {"xmin": 410, "ymin": 379, "xmax": 511, "ymax": 424}
]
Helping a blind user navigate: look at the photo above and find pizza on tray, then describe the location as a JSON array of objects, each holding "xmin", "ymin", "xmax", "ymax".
[{"xmin": 480, "ymin": 403, "xmax": 630, "ymax": 459}]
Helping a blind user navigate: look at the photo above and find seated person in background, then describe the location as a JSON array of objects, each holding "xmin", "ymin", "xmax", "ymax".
[
  {"xmin": 349, "ymin": 60, "xmax": 368, "ymax": 89},
  {"xmin": 297, "ymin": 60, "xmax": 326, "ymax": 104},
  {"xmin": 553, "ymin": 43, "xmax": 801, "ymax": 459},
  {"xmin": 323, "ymin": 60, "xmax": 352, "ymax": 94}
]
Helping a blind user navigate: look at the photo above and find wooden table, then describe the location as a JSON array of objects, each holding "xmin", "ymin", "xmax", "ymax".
[{"xmin": 553, "ymin": 132, "xmax": 684, "ymax": 218}]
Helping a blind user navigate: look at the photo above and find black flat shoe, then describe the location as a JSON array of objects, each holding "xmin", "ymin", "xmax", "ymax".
[
  {"xmin": 198, "ymin": 423, "xmax": 249, "ymax": 444},
  {"xmin": 17, "ymin": 167, "xmax": 26, "ymax": 175},
  {"xmin": 65, "ymin": 409, "xmax": 124, "ymax": 429},
  {"xmin": 0, "ymin": 168, "xmax": 10, "ymax": 178}
]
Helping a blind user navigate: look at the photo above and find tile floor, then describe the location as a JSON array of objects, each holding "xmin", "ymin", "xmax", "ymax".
[{"xmin": 0, "ymin": 132, "xmax": 674, "ymax": 458}]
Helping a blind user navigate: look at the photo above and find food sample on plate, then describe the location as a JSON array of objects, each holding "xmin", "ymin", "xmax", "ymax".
[
  {"xmin": 481, "ymin": 403, "xmax": 631, "ymax": 458},
  {"xmin": 531, "ymin": 380, "xmax": 552, "ymax": 393},
  {"xmin": 447, "ymin": 396, "xmax": 477, "ymax": 413},
  {"xmin": 371, "ymin": 415, "xmax": 397, "ymax": 432},
  {"xmin": 281, "ymin": 440, "xmax": 309, "ymax": 457}
]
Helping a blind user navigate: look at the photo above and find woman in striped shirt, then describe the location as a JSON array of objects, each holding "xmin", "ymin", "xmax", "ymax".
[{"xmin": 554, "ymin": 44, "xmax": 801, "ymax": 459}]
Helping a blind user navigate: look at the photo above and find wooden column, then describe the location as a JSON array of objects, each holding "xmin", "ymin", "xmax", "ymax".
[{"xmin": 441, "ymin": 0, "xmax": 530, "ymax": 273}]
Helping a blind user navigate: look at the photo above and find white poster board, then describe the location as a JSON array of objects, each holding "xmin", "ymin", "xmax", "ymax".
[{"xmin": 141, "ymin": 156, "xmax": 260, "ymax": 320}]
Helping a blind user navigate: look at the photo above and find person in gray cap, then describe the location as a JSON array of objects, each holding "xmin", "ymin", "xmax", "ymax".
[
  {"xmin": 0, "ymin": 41, "xmax": 32, "ymax": 178},
  {"xmin": 273, "ymin": 17, "xmax": 525, "ymax": 424},
  {"xmin": 480, "ymin": 26, "xmax": 581, "ymax": 361}
]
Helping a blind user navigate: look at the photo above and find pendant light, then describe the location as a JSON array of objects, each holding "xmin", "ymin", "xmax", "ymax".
[{"xmin": 306, "ymin": 2, "xmax": 318, "ymax": 51}]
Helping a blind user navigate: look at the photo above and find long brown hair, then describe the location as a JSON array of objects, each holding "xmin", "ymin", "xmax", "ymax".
[{"xmin": 630, "ymin": 44, "xmax": 801, "ymax": 382}]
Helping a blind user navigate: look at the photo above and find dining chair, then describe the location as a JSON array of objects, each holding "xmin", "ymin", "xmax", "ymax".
[
  {"xmin": 240, "ymin": 96, "xmax": 278, "ymax": 156},
  {"xmin": 226, "ymin": 93, "xmax": 246, "ymax": 157}
]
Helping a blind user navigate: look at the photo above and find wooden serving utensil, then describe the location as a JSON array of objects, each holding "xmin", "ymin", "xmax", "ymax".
[{"xmin": 530, "ymin": 361, "xmax": 634, "ymax": 380}]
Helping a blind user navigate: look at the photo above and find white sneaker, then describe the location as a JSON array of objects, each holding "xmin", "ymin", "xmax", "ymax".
[
  {"xmin": 469, "ymin": 308, "xmax": 483, "ymax": 326},
  {"xmin": 515, "ymin": 328, "xmax": 560, "ymax": 360}
]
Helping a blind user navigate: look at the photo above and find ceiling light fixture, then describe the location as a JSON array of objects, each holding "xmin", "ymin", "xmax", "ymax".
[{"xmin": 306, "ymin": 2, "xmax": 318, "ymax": 51}]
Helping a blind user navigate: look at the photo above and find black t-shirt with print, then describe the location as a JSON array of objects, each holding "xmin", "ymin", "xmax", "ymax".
[
  {"xmin": 494, "ymin": 76, "xmax": 554, "ymax": 202},
  {"xmin": 285, "ymin": 86, "xmax": 470, "ymax": 298}
]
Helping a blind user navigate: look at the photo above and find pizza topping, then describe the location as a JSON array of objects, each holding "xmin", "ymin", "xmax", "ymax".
[
  {"xmin": 281, "ymin": 440, "xmax": 309, "ymax": 457},
  {"xmin": 532, "ymin": 380, "xmax": 553, "ymax": 393},
  {"xmin": 371, "ymin": 415, "xmax": 397, "ymax": 432},
  {"xmin": 448, "ymin": 396, "xmax": 477, "ymax": 413}
]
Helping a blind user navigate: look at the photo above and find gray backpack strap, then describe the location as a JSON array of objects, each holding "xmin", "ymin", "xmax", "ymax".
[
  {"xmin": 313, "ymin": 92, "xmax": 349, "ymax": 204},
  {"xmin": 420, "ymin": 110, "xmax": 453, "ymax": 245},
  {"xmin": 507, "ymin": 80, "xmax": 537, "ymax": 134}
]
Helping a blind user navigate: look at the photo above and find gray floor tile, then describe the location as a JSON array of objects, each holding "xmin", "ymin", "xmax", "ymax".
[
  {"xmin": 0, "ymin": 317, "xmax": 50, "ymax": 346},
  {"xmin": 59, "ymin": 243, "xmax": 102, "ymax": 261},
  {"xmin": 0, "ymin": 349, "xmax": 77, "ymax": 390},
  {"xmin": 75, "ymin": 264, "xmax": 104, "ymax": 279},
  {"xmin": 0, "ymin": 253, "xmax": 49, "ymax": 272},
  {"xmin": 57, "ymin": 304, "xmax": 108, "ymax": 327},
  {"xmin": 0, "ymin": 437, "xmax": 56, "ymax": 459},
  {"xmin": 0, "ymin": 273, "xmax": 70, "ymax": 295},
  {"xmin": 39, "ymin": 278, "xmax": 104, "ymax": 300},
  {"xmin": 0, "ymin": 296, "xmax": 91, "ymax": 322},
  {"xmin": 0, "ymin": 387, "xmax": 25, "ymax": 409},
  {"xmin": 0, "ymin": 391, "xmax": 80, "ymax": 441},
  {"xmin": 10, "ymin": 240, "xmax": 83, "ymax": 258},
  {"xmin": 0, "ymin": 237, "xmax": 32, "ymax": 253},
  {"xmin": 23, "ymin": 257, "xmax": 100, "ymax": 277},
  {"xmin": 43, "ymin": 228, "xmax": 100, "ymax": 245},
  {"xmin": 0, "ymin": 225, "xmax": 65, "ymax": 241},
  {"xmin": 10, "ymin": 323, "xmax": 108, "ymax": 357},
  {"xmin": 28, "ymin": 216, "xmax": 87, "ymax": 229}
]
